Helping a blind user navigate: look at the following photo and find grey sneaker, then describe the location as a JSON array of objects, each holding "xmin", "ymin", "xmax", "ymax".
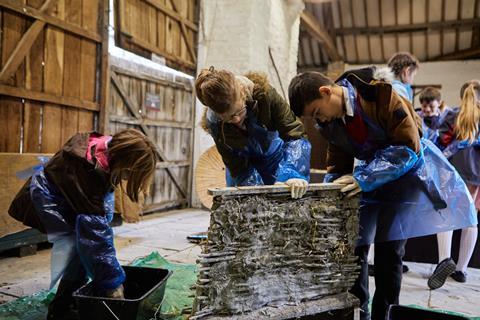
[{"xmin": 427, "ymin": 258, "xmax": 456, "ymax": 290}]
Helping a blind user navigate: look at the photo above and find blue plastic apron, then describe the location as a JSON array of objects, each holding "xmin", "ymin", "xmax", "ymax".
[{"xmin": 329, "ymin": 80, "xmax": 477, "ymax": 245}]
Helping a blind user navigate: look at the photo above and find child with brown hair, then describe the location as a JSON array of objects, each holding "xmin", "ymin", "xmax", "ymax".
[
  {"xmin": 288, "ymin": 68, "xmax": 477, "ymax": 320},
  {"xmin": 9, "ymin": 129, "xmax": 157, "ymax": 319},
  {"xmin": 195, "ymin": 67, "xmax": 311, "ymax": 198},
  {"xmin": 428, "ymin": 80, "xmax": 480, "ymax": 288},
  {"xmin": 417, "ymin": 87, "xmax": 451, "ymax": 141},
  {"xmin": 387, "ymin": 52, "xmax": 420, "ymax": 103}
]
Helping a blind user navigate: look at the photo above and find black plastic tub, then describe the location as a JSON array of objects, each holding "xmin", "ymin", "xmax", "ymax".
[
  {"xmin": 388, "ymin": 305, "xmax": 470, "ymax": 320},
  {"xmin": 73, "ymin": 266, "xmax": 172, "ymax": 320}
]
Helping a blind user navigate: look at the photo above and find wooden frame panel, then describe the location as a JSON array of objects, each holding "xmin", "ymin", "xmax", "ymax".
[
  {"xmin": 115, "ymin": 0, "xmax": 198, "ymax": 74},
  {"xmin": 0, "ymin": 0, "xmax": 109, "ymax": 153}
]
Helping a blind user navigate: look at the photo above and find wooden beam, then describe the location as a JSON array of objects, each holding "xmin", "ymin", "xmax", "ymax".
[
  {"xmin": 109, "ymin": 115, "xmax": 193, "ymax": 129},
  {"xmin": 349, "ymin": 0, "xmax": 359, "ymax": 63},
  {"xmin": 300, "ymin": 11, "xmax": 341, "ymax": 61},
  {"xmin": 168, "ymin": 0, "xmax": 197, "ymax": 62},
  {"xmin": 440, "ymin": 0, "xmax": 446, "ymax": 56},
  {"xmin": 378, "ymin": 0, "xmax": 385, "ymax": 61},
  {"xmin": 0, "ymin": 84, "xmax": 99, "ymax": 111},
  {"xmin": 208, "ymin": 182, "xmax": 342, "ymax": 197},
  {"xmin": 456, "ymin": 0, "xmax": 463, "ymax": 53},
  {"xmin": 98, "ymin": 0, "xmax": 110, "ymax": 134},
  {"xmin": 0, "ymin": 0, "xmax": 102, "ymax": 42},
  {"xmin": 143, "ymin": 0, "xmax": 198, "ymax": 31},
  {"xmin": 0, "ymin": 0, "xmax": 55, "ymax": 83},
  {"xmin": 425, "ymin": 0, "xmax": 430, "ymax": 60},
  {"xmin": 337, "ymin": 0, "xmax": 347, "ymax": 61},
  {"xmin": 156, "ymin": 161, "xmax": 190, "ymax": 169},
  {"xmin": 142, "ymin": 199, "xmax": 187, "ymax": 214},
  {"xmin": 110, "ymin": 71, "xmax": 188, "ymax": 198},
  {"xmin": 334, "ymin": 18, "xmax": 480, "ymax": 35},
  {"xmin": 122, "ymin": 33, "xmax": 196, "ymax": 70},
  {"xmin": 111, "ymin": 65, "xmax": 192, "ymax": 92},
  {"xmin": 430, "ymin": 46, "xmax": 480, "ymax": 60},
  {"xmin": 363, "ymin": 0, "xmax": 372, "ymax": 63},
  {"xmin": 394, "ymin": 0, "xmax": 399, "ymax": 52}
]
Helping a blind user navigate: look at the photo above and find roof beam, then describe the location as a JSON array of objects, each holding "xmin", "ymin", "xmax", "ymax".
[
  {"xmin": 430, "ymin": 47, "xmax": 480, "ymax": 61},
  {"xmin": 335, "ymin": 18, "xmax": 480, "ymax": 35},
  {"xmin": 300, "ymin": 11, "xmax": 342, "ymax": 61}
]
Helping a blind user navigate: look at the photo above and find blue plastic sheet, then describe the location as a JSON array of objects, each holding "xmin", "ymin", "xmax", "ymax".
[
  {"xmin": 76, "ymin": 214, "xmax": 125, "ymax": 290},
  {"xmin": 353, "ymin": 145, "xmax": 418, "ymax": 192},
  {"xmin": 357, "ymin": 139, "xmax": 478, "ymax": 245},
  {"xmin": 29, "ymin": 168, "xmax": 124, "ymax": 291},
  {"xmin": 215, "ymin": 110, "xmax": 311, "ymax": 187}
]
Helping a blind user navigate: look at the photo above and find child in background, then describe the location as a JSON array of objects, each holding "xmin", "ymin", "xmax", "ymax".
[
  {"xmin": 387, "ymin": 52, "xmax": 419, "ymax": 103},
  {"xmin": 418, "ymin": 87, "xmax": 451, "ymax": 141},
  {"xmin": 428, "ymin": 80, "xmax": 480, "ymax": 288},
  {"xmin": 9, "ymin": 129, "xmax": 157, "ymax": 319}
]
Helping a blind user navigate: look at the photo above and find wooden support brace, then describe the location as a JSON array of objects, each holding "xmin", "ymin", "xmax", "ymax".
[
  {"xmin": 300, "ymin": 11, "xmax": 341, "ymax": 61},
  {"xmin": 168, "ymin": 0, "xmax": 197, "ymax": 62},
  {"xmin": 0, "ymin": 0, "xmax": 56, "ymax": 83},
  {"xmin": 110, "ymin": 71, "xmax": 188, "ymax": 198}
]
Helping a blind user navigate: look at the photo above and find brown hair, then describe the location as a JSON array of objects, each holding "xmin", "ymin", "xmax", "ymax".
[
  {"xmin": 419, "ymin": 87, "xmax": 445, "ymax": 110},
  {"xmin": 387, "ymin": 52, "xmax": 419, "ymax": 78},
  {"xmin": 456, "ymin": 80, "xmax": 480, "ymax": 143},
  {"xmin": 194, "ymin": 67, "xmax": 239, "ymax": 114},
  {"xmin": 108, "ymin": 129, "xmax": 157, "ymax": 202},
  {"xmin": 288, "ymin": 71, "xmax": 334, "ymax": 117}
]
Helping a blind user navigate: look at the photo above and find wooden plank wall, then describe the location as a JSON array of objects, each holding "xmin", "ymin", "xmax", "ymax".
[
  {"xmin": 108, "ymin": 56, "xmax": 195, "ymax": 211},
  {"xmin": 0, "ymin": 0, "xmax": 108, "ymax": 154},
  {"xmin": 115, "ymin": 0, "xmax": 198, "ymax": 74}
]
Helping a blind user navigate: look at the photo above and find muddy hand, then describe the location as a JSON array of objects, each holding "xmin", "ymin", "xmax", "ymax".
[
  {"xmin": 105, "ymin": 284, "xmax": 124, "ymax": 299},
  {"xmin": 333, "ymin": 174, "xmax": 361, "ymax": 198},
  {"xmin": 280, "ymin": 178, "xmax": 308, "ymax": 199}
]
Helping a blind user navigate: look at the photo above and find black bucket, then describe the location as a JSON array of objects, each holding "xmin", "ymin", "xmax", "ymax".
[
  {"xmin": 73, "ymin": 266, "xmax": 172, "ymax": 320},
  {"xmin": 388, "ymin": 305, "xmax": 470, "ymax": 320}
]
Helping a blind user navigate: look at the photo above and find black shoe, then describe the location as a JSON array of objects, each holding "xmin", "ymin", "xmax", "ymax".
[
  {"xmin": 427, "ymin": 258, "xmax": 456, "ymax": 290},
  {"xmin": 450, "ymin": 270, "xmax": 467, "ymax": 283},
  {"xmin": 402, "ymin": 264, "xmax": 409, "ymax": 273}
]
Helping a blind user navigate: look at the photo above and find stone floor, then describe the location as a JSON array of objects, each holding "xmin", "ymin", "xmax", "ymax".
[{"xmin": 0, "ymin": 208, "xmax": 479, "ymax": 317}]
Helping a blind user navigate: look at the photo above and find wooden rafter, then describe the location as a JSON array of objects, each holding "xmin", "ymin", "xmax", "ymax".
[
  {"xmin": 378, "ymin": 0, "xmax": 385, "ymax": 61},
  {"xmin": 110, "ymin": 71, "xmax": 188, "ymax": 198},
  {"xmin": 0, "ymin": 0, "xmax": 56, "ymax": 83},
  {"xmin": 300, "ymin": 11, "xmax": 341, "ymax": 61},
  {"xmin": 0, "ymin": 0, "xmax": 101, "ymax": 42},
  {"xmin": 334, "ymin": 18, "xmax": 480, "ymax": 35},
  {"xmin": 394, "ymin": 0, "xmax": 399, "ymax": 52},
  {"xmin": 431, "ymin": 47, "xmax": 480, "ymax": 61},
  {"xmin": 363, "ymin": 0, "xmax": 371, "ymax": 63},
  {"xmin": 473, "ymin": 0, "xmax": 480, "ymax": 48},
  {"xmin": 0, "ymin": 84, "xmax": 99, "ymax": 111},
  {"xmin": 425, "ymin": 0, "xmax": 430, "ymax": 60},
  {"xmin": 349, "ymin": 0, "xmax": 359, "ymax": 63},
  {"xmin": 337, "ymin": 0, "xmax": 347, "ymax": 61},
  {"xmin": 440, "ymin": 0, "xmax": 446, "ymax": 56},
  {"xmin": 455, "ymin": 0, "xmax": 463, "ymax": 52}
]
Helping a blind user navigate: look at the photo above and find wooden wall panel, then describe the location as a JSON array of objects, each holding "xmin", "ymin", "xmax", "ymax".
[
  {"xmin": 115, "ymin": 0, "xmax": 198, "ymax": 74},
  {"xmin": 108, "ymin": 55, "xmax": 195, "ymax": 210},
  {"xmin": 0, "ymin": 0, "xmax": 108, "ymax": 154}
]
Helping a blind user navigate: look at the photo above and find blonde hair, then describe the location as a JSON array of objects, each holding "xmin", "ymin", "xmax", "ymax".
[
  {"xmin": 108, "ymin": 129, "xmax": 157, "ymax": 202},
  {"xmin": 195, "ymin": 66, "xmax": 241, "ymax": 114},
  {"xmin": 456, "ymin": 80, "xmax": 480, "ymax": 143}
]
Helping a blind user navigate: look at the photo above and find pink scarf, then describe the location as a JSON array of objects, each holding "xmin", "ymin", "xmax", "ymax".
[{"xmin": 86, "ymin": 134, "xmax": 112, "ymax": 171}]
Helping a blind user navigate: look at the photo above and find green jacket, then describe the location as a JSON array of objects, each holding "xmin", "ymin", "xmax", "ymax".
[{"xmin": 202, "ymin": 74, "xmax": 306, "ymax": 179}]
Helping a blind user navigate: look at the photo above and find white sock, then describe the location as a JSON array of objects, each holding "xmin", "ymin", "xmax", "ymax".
[
  {"xmin": 437, "ymin": 231, "xmax": 453, "ymax": 262},
  {"xmin": 367, "ymin": 244, "xmax": 374, "ymax": 264},
  {"xmin": 456, "ymin": 226, "xmax": 478, "ymax": 272}
]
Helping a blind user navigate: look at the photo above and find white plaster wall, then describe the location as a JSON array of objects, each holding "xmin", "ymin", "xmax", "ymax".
[{"xmin": 191, "ymin": 0, "xmax": 303, "ymax": 207}]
